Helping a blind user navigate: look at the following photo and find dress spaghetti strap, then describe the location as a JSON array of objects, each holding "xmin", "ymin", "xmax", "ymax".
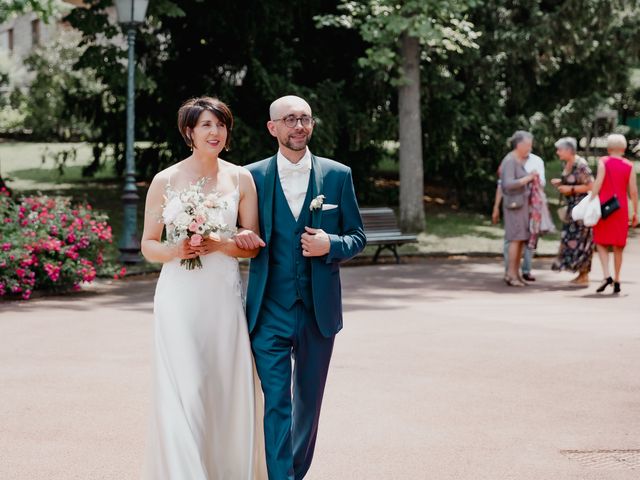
[{"xmin": 234, "ymin": 166, "xmax": 241, "ymax": 192}]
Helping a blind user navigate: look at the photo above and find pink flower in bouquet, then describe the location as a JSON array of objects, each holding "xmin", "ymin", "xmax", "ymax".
[
  {"xmin": 195, "ymin": 214, "xmax": 206, "ymax": 224},
  {"xmin": 2, "ymin": 243, "xmax": 11, "ymax": 251},
  {"xmin": 190, "ymin": 234, "xmax": 203, "ymax": 247},
  {"xmin": 188, "ymin": 222, "xmax": 199, "ymax": 232}
]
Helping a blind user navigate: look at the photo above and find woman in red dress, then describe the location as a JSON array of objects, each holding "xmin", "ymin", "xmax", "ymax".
[{"xmin": 591, "ymin": 134, "xmax": 638, "ymax": 293}]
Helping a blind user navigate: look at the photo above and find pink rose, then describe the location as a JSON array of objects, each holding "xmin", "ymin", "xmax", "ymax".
[
  {"xmin": 195, "ymin": 215, "xmax": 206, "ymax": 224},
  {"xmin": 188, "ymin": 222, "xmax": 198, "ymax": 232},
  {"xmin": 189, "ymin": 234, "xmax": 203, "ymax": 247}
]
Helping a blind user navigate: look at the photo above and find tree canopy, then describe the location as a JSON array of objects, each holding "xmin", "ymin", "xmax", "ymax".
[{"xmin": 5, "ymin": 0, "xmax": 640, "ymax": 213}]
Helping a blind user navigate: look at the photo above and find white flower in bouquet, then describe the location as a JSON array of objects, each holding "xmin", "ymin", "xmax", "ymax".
[
  {"xmin": 204, "ymin": 192, "xmax": 223, "ymax": 209},
  {"xmin": 175, "ymin": 211, "xmax": 192, "ymax": 229},
  {"xmin": 162, "ymin": 196, "xmax": 184, "ymax": 224}
]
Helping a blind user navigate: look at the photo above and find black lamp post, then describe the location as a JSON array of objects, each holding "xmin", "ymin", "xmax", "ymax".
[{"xmin": 115, "ymin": 0, "xmax": 149, "ymax": 263}]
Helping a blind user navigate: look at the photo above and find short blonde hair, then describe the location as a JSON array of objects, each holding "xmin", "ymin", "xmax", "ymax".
[{"xmin": 607, "ymin": 133, "xmax": 627, "ymax": 151}]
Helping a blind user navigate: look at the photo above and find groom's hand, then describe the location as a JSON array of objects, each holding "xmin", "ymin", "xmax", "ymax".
[
  {"xmin": 234, "ymin": 229, "xmax": 266, "ymax": 250},
  {"xmin": 301, "ymin": 227, "xmax": 330, "ymax": 257}
]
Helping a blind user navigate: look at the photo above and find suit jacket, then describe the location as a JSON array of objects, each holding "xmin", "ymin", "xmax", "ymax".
[{"xmin": 245, "ymin": 153, "xmax": 366, "ymax": 338}]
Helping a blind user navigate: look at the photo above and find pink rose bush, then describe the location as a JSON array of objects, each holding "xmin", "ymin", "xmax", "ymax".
[{"xmin": 0, "ymin": 188, "xmax": 115, "ymax": 300}]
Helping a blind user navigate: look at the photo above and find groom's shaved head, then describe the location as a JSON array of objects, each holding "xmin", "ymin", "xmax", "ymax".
[{"xmin": 269, "ymin": 95, "xmax": 312, "ymax": 120}]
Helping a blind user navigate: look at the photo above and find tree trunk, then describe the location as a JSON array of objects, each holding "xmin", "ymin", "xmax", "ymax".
[{"xmin": 398, "ymin": 33, "xmax": 425, "ymax": 232}]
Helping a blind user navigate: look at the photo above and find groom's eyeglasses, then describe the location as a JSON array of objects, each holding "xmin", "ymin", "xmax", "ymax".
[{"xmin": 273, "ymin": 115, "xmax": 315, "ymax": 128}]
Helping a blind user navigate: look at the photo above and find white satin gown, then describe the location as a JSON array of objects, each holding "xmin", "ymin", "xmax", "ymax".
[{"xmin": 144, "ymin": 178, "xmax": 266, "ymax": 480}]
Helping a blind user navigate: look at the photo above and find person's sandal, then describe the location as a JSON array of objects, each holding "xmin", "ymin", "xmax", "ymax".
[
  {"xmin": 613, "ymin": 282, "xmax": 621, "ymax": 294},
  {"xmin": 504, "ymin": 276, "xmax": 525, "ymax": 287}
]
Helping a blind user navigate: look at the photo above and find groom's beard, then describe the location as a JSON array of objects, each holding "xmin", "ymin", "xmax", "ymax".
[{"xmin": 283, "ymin": 131, "xmax": 313, "ymax": 151}]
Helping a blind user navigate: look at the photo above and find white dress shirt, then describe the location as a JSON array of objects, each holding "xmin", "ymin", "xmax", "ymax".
[
  {"xmin": 277, "ymin": 148, "xmax": 312, "ymax": 221},
  {"xmin": 525, "ymin": 153, "xmax": 546, "ymax": 187}
]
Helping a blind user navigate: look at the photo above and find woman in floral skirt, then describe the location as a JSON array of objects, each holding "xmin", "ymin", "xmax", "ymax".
[{"xmin": 550, "ymin": 137, "xmax": 594, "ymax": 285}]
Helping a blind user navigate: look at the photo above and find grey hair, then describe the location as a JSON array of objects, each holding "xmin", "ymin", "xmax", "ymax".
[
  {"xmin": 509, "ymin": 130, "xmax": 533, "ymax": 150},
  {"xmin": 554, "ymin": 136, "xmax": 577, "ymax": 152},
  {"xmin": 607, "ymin": 133, "xmax": 627, "ymax": 151}
]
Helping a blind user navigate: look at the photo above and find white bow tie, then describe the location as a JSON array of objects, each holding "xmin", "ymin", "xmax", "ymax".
[{"xmin": 280, "ymin": 160, "xmax": 311, "ymax": 178}]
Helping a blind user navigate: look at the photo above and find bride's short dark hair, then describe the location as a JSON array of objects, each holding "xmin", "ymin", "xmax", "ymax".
[{"xmin": 177, "ymin": 97, "xmax": 234, "ymax": 150}]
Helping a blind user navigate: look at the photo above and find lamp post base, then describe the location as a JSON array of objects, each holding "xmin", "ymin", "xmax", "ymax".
[
  {"xmin": 118, "ymin": 189, "xmax": 143, "ymax": 264},
  {"xmin": 118, "ymin": 249, "xmax": 143, "ymax": 264}
]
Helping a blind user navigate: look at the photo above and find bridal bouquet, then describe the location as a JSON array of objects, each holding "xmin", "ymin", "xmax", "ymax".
[{"xmin": 162, "ymin": 178, "xmax": 236, "ymax": 270}]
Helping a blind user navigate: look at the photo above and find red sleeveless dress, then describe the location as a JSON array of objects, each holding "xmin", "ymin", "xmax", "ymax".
[{"xmin": 593, "ymin": 156, "xmax": 632, "ymax": 247}]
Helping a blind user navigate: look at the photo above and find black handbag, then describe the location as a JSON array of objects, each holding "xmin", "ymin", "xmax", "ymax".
[{"xmin": 601, "ymin": 195, "xmax": 620, "ymax": 219}]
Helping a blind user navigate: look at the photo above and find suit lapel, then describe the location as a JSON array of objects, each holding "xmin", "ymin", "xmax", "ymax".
[
  {"xmin": 263, "ymin": 155, "xmax": 277, "ymax": 243},
  {"xmin": 311, "ymin": 154, "xmax": 324, "ymax": 228}
]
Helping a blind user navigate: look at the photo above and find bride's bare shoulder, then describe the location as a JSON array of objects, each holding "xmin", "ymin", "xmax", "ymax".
[
  {"xmin": 151, "ymin": 160, "xmax": 188, "ymax": 186},
  {"xmin": 218, "ymin": 159, "xmax": 251, "ymax": 179}
]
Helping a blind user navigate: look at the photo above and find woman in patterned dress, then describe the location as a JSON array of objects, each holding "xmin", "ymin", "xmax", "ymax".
[{"xmin": 550, "ymin": 137, "xmax": 594, "ymax": 285}]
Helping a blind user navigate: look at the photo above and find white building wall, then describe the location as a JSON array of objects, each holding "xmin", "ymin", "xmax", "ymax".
[{"xmin": 0, "ymin": 12, "xmax": 60, "ymax": 62}]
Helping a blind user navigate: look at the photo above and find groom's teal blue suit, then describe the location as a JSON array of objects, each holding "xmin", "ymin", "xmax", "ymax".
[{"xmin": 246, "ymin": 153, "xmax": 366, "ymax": 479}]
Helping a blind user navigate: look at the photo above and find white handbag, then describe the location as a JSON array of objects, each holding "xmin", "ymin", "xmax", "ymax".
[{"xmin": 572, "ymin": 193, "xmax": 601, "ymax": 227}]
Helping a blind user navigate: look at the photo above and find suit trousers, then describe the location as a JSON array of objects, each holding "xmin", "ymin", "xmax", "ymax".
[{"xmin": 251, "ymin": 297, "xmax": 335, "ymax": 480}]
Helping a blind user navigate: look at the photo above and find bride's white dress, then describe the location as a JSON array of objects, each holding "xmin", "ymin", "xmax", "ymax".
[{"xmin": 144, "ymin": 177, "xmax": 266, "ymax": 479}]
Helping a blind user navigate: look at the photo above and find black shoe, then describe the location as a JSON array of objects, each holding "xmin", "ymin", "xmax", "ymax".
[
  {"xmin": 596, "ymin": 277, "xmax": 613, "ymax": 293},
  {"xmin": 522, "ymin": 273, "xmax": 536, "ymax": 282},
  {"xmin": 613, "ymin": 282, "xmax": 621, "ymax": 294}
]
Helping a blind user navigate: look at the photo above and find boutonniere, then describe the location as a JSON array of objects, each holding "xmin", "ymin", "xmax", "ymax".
[{"xmin": 309, "ymin": 194, "xmax": 325, "ymax": 211}]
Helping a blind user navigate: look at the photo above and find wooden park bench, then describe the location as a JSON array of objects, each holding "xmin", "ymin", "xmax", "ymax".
[{"xmin": 360, "ymin": 207, "xmax": 418, "ymax": 264}]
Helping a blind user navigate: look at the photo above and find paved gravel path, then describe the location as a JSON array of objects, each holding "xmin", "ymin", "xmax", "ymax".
[{"xmin": 1, "ymin": 236, "xmax": 639, "ymax": 479}]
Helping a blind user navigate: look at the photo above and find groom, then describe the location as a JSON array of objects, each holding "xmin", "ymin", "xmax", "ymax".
[{"xmin": 235, "ymin": 95, "xmax": 366, "ymax": 479}]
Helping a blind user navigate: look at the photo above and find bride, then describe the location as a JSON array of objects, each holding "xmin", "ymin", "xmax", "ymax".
[{"xmin": 140, "ymin": 97, "xmax": 266, "ymax": 479}]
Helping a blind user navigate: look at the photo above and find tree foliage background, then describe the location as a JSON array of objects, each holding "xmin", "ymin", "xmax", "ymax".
[{"xmin": 5, "ymin": 0, "xmax": 640, "ymax": 210}]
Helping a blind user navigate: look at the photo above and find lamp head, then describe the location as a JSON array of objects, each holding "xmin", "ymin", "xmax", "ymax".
[{"xmin": 115, "ymin": 0, "xmax": 149, "ymax": 24}]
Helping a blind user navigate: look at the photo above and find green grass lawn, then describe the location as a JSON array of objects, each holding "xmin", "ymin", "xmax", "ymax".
[{"xmin": 0, "ymin": 142, "xmax": 95, "ymax": 173}]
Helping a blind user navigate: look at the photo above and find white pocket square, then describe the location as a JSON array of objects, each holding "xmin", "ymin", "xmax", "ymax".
[{"xmin": 322, "ymin": 204, "xmax": 338, "ymax": 211}]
